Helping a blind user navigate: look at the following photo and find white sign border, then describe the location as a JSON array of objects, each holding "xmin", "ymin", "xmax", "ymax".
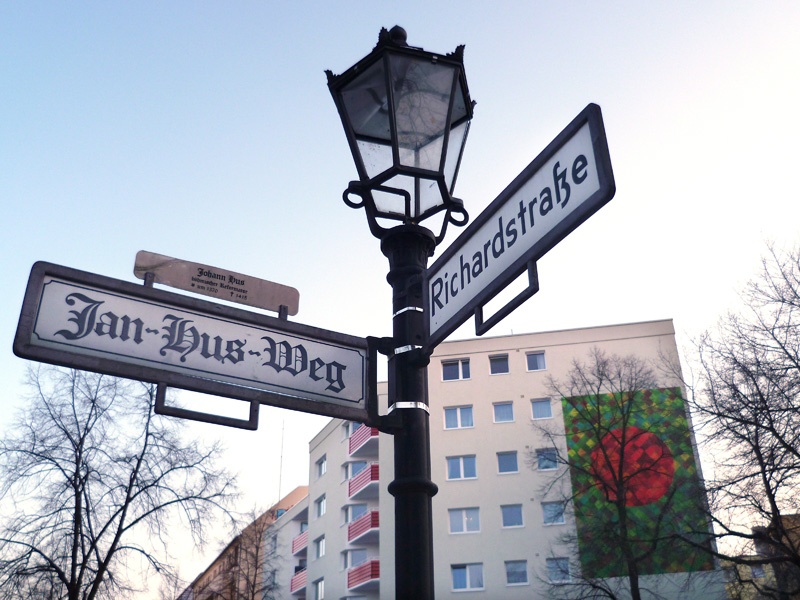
[{"xmin": 15, "ymin": 262, "xmax": 378, "ymax": 425}]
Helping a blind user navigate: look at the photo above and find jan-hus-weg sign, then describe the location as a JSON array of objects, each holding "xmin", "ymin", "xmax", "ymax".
[{"xmin": 14, "ymin": 262, "xmax": 376, "ymax": 423}]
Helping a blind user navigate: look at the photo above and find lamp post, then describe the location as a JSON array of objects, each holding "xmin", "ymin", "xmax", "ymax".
[{"xmin": 327, "ymin": 26, "xmax": 474, "ymax": 599}]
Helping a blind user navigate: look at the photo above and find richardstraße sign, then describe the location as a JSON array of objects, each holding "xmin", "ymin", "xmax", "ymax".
[
  {"xmin": 425, "ymin": 103, "xmax": 615, "ymax": 348},
  {"xmin": 14, "ymin": 262, "xmax": 376, "ymax": 424}
]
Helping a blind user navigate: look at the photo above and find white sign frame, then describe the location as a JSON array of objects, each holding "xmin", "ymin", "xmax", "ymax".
[{"xmin": 15, "ymin": 262, "xmax": 377, "ymax": 425}]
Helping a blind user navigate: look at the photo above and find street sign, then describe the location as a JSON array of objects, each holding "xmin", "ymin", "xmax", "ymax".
[
  {"xmin": 425, "ymin": 103, "xmax": 615, "ymax": 348},
  {"xmin": 133, "ymin": 250, "xmax": 300, "ymax": 315},
  {"xmin": 14, "ymin": 262, "xmax": 377, "ymax": 425}
]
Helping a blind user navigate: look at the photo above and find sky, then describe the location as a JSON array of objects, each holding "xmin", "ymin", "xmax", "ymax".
[{"xmin": 2, "ymin": 1, "xmax": 800, "ymax": 594}]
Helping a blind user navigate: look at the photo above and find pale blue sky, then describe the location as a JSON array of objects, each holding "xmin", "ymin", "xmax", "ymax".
[{"xmin": 2, "ymin": 1, "xmax": 800, "ymax": 592}]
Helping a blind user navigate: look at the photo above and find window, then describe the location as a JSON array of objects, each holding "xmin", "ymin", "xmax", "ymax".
[
  {"xmin": 526, "ymin": 351, "xmax": 546, "ymax": 371},
  {"xmin": 313, "ymin": 578, "xmax": 325, "ymax": 600},
  {"xmin": 344, "ymin": 503, "xmax": 368, "ymax": 524},
  {"xmin": 315, "ymin": 495, "xmax": 326, "ymax": 518},
  {"xmin": 497, "ymin": 451, "xmax": 519, "ymax": 474},
  {"xmin": 490, "ymin": 354, "xmax": 510, "ymax": 374},
  {"xmin": 448, "ymin": 507, "xmax": 480, "ymax": 533},
  {"xmin": 343, "ymin": 421, "xmax": 363, "ymax": 438},
  {"xmin": 442, "ymin": 358, "xmax": 470, "ymax": 381},
  {"xmin": 546, "ymin": 558, "xmax": 570, "ymax": 582},
  {"xmin": 447, "ymin": 455, "xmax": 477, "ymax": 480},
  {"xmin": 536, "ymin": 448, "xmax": 558, "ymax": 470},
  {"xmin": 444, "ymin": 405, "xmax": 473, "ymax": 429},
  {"xmin": 343, "ymin": 548, "xmax": 368, "ymax": 568},
  {"xmin": 344, "ymin": 461, "xmax": 367, "ymax": 479},
  {"xmin": 505, "ymin": 560, "xmax": 528, "ymax": 585},
  {"xmin": 501, "ymin": 504, "xmax": 524, "ymax": 527},
  {"xmin": 542, "ymin": 501, "xmax": 565, "ymax": 525},
  {"xmin": 493, "ymin": 402, "xmax": 514, "ymax": 423},
  {"xmin": 314, "ymin": 536, "xmax": 325, "ymax": 558},
  {"xmin": 316, "ymin": 455, "xmax": 327, "ymax": 478},
  {"xmin": 265, "ymin": 569, "xmax": 277, "ymax": 587},
  {"xmin": 451, "ymin": 563, "xmax": 484, "ymax": 591},
  {"xmin": 531, "ymin": 398, "xmax": 553, "ymax": 420},
  {"xmin": 751, "ymin": 565, "xmax": 766, "ymax": 579},
  {"xmin": 300, "ymin": 521, "xmax": 308, "ymax": 533}
]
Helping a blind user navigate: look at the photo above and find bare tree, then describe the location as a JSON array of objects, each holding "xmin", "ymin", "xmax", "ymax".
[
  {"xmin": 0, "ymin": 366, "xmax": 238, "ymax": 600},
  {"xmin": 531, "ymin": 348, "xmax": 715, "ymax": 600},
  {"xmin": 687, "ymin": 244, "xmax": 800, "ymax": 600},
  {"xmin": 191, "ymin": 507, "xmax": 281, "ymax": 600}
]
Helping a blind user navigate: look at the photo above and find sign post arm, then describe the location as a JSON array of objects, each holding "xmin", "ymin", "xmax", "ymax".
[
  {"xmin": 475, "ymin": 261, "xmax": 540, "ymax": 336},
  {"xmin": 154, "ymin": 383, "xmax": 260, "ymax": 431}
]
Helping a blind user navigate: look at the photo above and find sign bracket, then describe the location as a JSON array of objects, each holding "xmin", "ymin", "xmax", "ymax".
[
  {"xmin": 154, "ymin": 383, "xmax": 261, "ymax": 430},
  {"xmin": 474, "ymin": 261, "xmax": 539, "ymax": 336}
]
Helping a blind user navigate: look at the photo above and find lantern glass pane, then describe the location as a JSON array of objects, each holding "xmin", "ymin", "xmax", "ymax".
[
  {"xmin": 341, "ymin": 60, "xmax": 391, "ymax": 142},
  {"xmin": 398, "ymin": 134, "xmax": 444, "ymax": 172},
  {"xmin": 444, "ymin": 120, "xmax": 469, "ymax": 193},
  {"xmin": 418, "ymin": 177, "xmax": 444, "ymax": 216},
  {"xmin": 373, "ymin": 187, "xmax": 408, "ymax": 217},
  {"xmin": 379, "ymin": 173, "xmax": 443, "ymax": 220},
  {"xmin": 356, "ymin": 140, "xmax": 393, "ymax": 180},
  {"xmin": 389, "ymin": 55, "xmax": 455, "ymax": 155}
]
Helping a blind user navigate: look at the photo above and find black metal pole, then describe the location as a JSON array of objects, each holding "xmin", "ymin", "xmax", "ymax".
[{"xmin": 381, "ymin": 224, "xmax": 438, "ymax": 600}]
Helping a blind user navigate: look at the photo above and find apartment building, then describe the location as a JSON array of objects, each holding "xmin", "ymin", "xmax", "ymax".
[
  {"xmin": 193, "ymin": 319, "xmax": 728, "ymax": 599},
  {"xmin": 180, "ymin": 486, "xmax": 308, "ymax": 600}
]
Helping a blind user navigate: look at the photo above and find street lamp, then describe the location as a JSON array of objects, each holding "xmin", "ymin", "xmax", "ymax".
[
  {"xmin": 326, "ymin": 25, "xmax": 474, "ymax": 243},
  {"xmin": 327, "ymin": 26, "xmax": 475, "ymax": 599}
]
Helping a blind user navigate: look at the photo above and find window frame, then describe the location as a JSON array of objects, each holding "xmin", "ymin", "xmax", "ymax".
[
  {"xmin": 497, "ymin": 451, "xmax": 519, "ymax": 474},
  {"xmin": 344, "ymin": 460, "xmax": 368, "ymax": 480},
  {"xmin": 531, "ymin": 398, "xmax": 553, "ymax": 420},
  {"xmin": 526, "ymin": 351, "xmax": 546, "ymax": 371},
  {"xmin": 489, "ymin": 354, "xmax": 510, "ymax": 375},
  {"xmin": 451, "ymin": 563, "xmax": 485, "ymax": 591},
  {"xmin": 342, "ymin": 548, "xmax": 368, "ymax": 569},
  {"xmin": 444, "ymin": 405, "xmax": 474, "ymax": 430},
  {"xmin": 448, "ymin": 507, "xmax": 480, "ymax": 534},
  {"xmin": 446, "ymin": 455, "xmax": 477, "ymax": 480},
  {"xmin": 315, "ymin": 495, "xmax": 326, "ymax": 518},
  {"xmin": 542, "ymin": 501, "xmax": 566, "ymax": 525},
  {"xmin": 313, "ymin": 578, "xmax": 325, "ymax": 600},
  {"xmin": 314, "ymin": 535, "xmax": 326, "ymax": 559},
  {"xmin": 546, "ymin": 557, "xmax": 571, "ymax": 583},
  {"xmin": 505, "ymin": 560, "xmax": 529, "ymax": 586},
  {"xmin": 536, "ymin": 448, "xmax": 558, "ymax": 471},
  {"xmin": 501, "ymin": 504, "xmax": 524, "ymax": 528},
  {"xmin": 442, "ymin": 358, "xmax": 470, "ymax": 381},
  {"xmin": 343, "ymin": 503, "xmax": 368, "ymax": 524},
  {"xmin": 493, "ymin": 401, "xmax": 514, "ymax": 423},
  {"xmin": 316, "ymin": 455, "xmax": 327, "ymax": 478}
]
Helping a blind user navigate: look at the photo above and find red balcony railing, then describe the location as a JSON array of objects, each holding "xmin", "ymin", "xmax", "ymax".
[
  {"xmin": 349, "ymin": 425, "xmax": 379, "ymax": 456},
  {"xmin": 290, "ymin": 568, "xmax": 307, "ymax": 594},
  {"xmin": 348, "ymin": 510, "xmax": 379, "ymax": 543},
  {"xmin": 348, "ymin": 463, "xmax": 379, "ymax": 499},
  {"xmin": 291, "ymin": 530, "xmax": 308, "ymax": 555},
  {"xmin": 347, "ymin": 559, "xmax": 380, "ymax": 590}
]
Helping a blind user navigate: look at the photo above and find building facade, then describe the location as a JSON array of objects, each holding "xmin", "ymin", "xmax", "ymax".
[{"xmin": 186, "ymin": 320, "xmax": 728, "ymax": 599}]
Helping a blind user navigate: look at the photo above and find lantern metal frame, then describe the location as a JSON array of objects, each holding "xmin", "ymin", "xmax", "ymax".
[{"xmin": 326, "ymin": 26, "xmax": 475, "ymax": 243}]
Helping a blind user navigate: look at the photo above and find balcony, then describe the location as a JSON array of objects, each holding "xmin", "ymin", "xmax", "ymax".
[
  {"xmin": 291, "ymin": 530, "xmax": 308, "ymax": 555},
  {"xmin": 348, "ymin": 463, "xmax": 379, "ymax": 500},
  {"xmin": 349, "ymin": 425, "xmax": 379, "ymax": 457},
  {"xmin": 347, "ymin": 559, "xmax": 380, "ymax": 592},
  {"xmin": 290, "ymin": 568, "xmax": 307, "ymax": 595},
  {"xmin": 348, "ymin": 510, "xmax": 379, "ymax": 545}
]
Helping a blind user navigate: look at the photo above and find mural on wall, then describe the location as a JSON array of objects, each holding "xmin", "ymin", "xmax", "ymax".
[{"xmin": 562, "ymin": 387, "xmax": 714, "ymax": 578}]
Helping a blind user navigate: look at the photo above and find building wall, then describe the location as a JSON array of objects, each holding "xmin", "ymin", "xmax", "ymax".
[{"xmin": 214, "ymin": 320, "xmax": 728, "ymax": 599}]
